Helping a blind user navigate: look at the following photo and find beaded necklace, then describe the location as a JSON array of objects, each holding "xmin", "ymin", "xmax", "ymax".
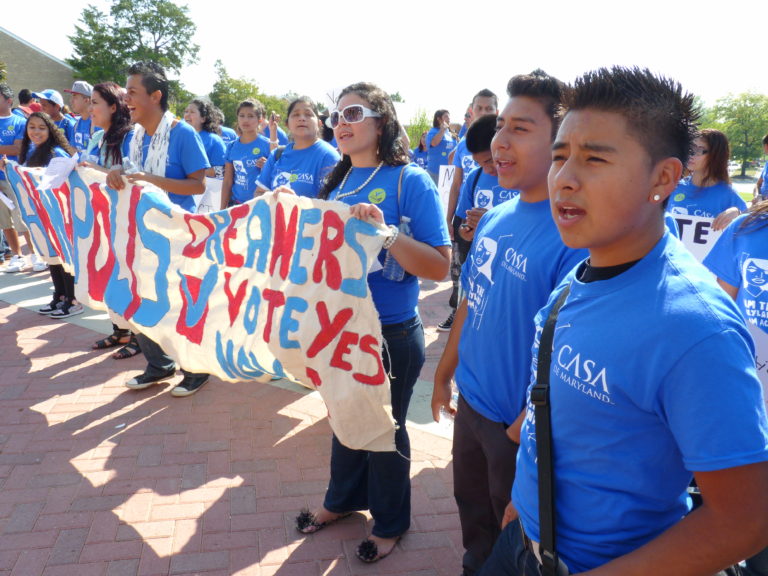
[{"xmin": 335, "ymin": 161, "xmax": 385, "ymax": 200}]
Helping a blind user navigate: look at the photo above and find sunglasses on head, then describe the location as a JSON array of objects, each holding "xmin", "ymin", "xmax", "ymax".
[{"xmin": 327, "ymin": 104, "xmax": 381, "ymax": 128}]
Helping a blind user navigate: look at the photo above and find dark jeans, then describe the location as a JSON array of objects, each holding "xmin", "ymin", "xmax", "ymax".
[
  {"xmin": 477, "ymin": 519, "xmax": 541, "ymax": 576},
  {"xmin": 323, "ymin": 315, "xmax": 425, "ymax": 538},
  {"xmin": 49, "ymin": 264, "xmax": 75, "ymax": 303},
  {"xmin": 134, "ymin": 332, "xmax": 208, "ymax": 384},
  {"xmin": 454, "ymin": 395, "xmax": 519, "ymax": 575},
  {"xmin": 449, "ymin": 216, "xmax": 472, "ymax": 310},
  {"xmin": 746, "ymin": 546, "xmax": 768, "ymax": 576},
  {"xmin": 479, "ymin": 517, "xmax": 753, "ymax": 576}
]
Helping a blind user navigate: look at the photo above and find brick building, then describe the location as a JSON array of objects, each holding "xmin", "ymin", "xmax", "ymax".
[{"xmin": 0, "ymin": 26, "xmax": 74, "ymax": 105}]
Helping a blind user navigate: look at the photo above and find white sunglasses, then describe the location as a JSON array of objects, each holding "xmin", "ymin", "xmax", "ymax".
[{"xmin": 327, "ymin": 104, "xmax": 381, "ymax": 128}]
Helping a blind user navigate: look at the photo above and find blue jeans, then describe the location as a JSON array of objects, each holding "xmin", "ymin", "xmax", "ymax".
[
  {"xmin": 477, "ymin": 519, "xmax": 540, "ymax": 576},
  {"xmin": 479, "ymin": 518, "xmax": 747, "ymax": 576},
  {"xmin": 323, "ymin": 315, "xmax": 425, "ymax": 538},
  {"xmin": 134, "ymin": 332, "xmax": 208, "ymax": 384}
]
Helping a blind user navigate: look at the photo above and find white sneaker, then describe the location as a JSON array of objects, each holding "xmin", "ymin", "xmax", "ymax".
[
  {"xmin": 31, "ymin": 254, "xmax": 48, "ymax": 272},
  {"xmin": 4, "ymin": 255, "xmax": 28, "ymax": 273},
  {"xmin": 50, "ymin": 301, "xmax": 84, "ymax": 319}
]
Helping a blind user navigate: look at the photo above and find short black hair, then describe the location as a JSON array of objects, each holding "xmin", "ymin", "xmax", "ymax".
[
  {"xmin": 465, "ymin": 114, "xmax": 497, "ymax": 154},
  {"xmin": 472, "ymin": 88, "xmax": 498, "ymax": 109},
  {"xmin": 0, "ymin": 83, "xmax": 12, "ymax": 100},
  {"xmin": 236, "ymin": 98, "xmax": 265, "ymax": 119},
  {"xmin": 18, "ymin": 88, "xmax": 32, "ymax": 104},
  {"xmin": 127, "ymin": 61, "xmax": 169, "ymax": 111},
  {"xmin": 507, "ymin": 69, "xmax": 566, "ymax": 139},
  {"xmin": 563, "ymin": 66, "xmax": 698, "ymax": 165}
]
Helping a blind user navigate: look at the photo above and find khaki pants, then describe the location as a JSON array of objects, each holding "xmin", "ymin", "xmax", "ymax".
[{"xmin": 0, "ymin": 178, "xmax": 28, "ymax": 233}]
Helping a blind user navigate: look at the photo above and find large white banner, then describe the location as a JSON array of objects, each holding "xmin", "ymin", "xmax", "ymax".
[{"xmin": 7, "ymin": 162, "xmax": 397, "ymax": 451}]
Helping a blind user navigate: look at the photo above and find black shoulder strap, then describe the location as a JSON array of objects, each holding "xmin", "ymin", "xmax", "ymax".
[
  {"xmin": 531, "ymin": 285, "xmax": 571, "ymax": 576},
  {"xmin": 275, "ymin": 145, "xmax": 286, "ymax": 162}
]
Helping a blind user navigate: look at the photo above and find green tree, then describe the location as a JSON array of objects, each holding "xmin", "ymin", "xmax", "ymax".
[
  {"xmin": 390, "ymin": 91, "xmax": 404, "ymax": 103},
  {"xmin": 168, "ymin": 80, "xmax": 196, "ymax": 118},
  {"xmin": 710, "ymin": 92, "xmax": 768, "ymax": 176},
  {"xmin": 0, "ymin": 61, "xmax": 7, "ymax": 82},
  {"xmin": 405, "ymin": 109, "xmax": 431, "ymax": 151},
  {"xmin": 67, "ymin": 0, "xmax": 199, "ymax": 84},
  {"xmin": 208, "ymin": 60, "xmax": 287, "ymax": 130}
]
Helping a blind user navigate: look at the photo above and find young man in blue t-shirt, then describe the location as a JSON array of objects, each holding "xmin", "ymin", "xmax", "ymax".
[
  {"xmin": 439, "ymin": 89, "xmax": 498, "ymax": 332},
  {"xmin": 432, "ymin": 72, "xmax": 586, "ymax": 576},
  {"xmin": 452, "ymin": 115, "xmax": 518, "ymax": 242},
  {"xmin": 479, "ymin": 67, "xmax": 768, "ymax": 576},
  {"xmin": 64, "ymin": 81, "xmax": 99, "ymax": 154},
  {"xmin": 106, "ymin": 61, "xmax": 211, "ymax": 398}
]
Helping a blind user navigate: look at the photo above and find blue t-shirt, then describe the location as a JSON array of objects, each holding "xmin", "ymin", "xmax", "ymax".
[
  {"xmin": 666, "ymin": 179, "xmax": 747, "ymax": 218},
  {"xmin": 23, "ymin": 144, "xmax": 71, "ymax": 166},
  {"xmin": 705, "ymin": 213, "xmax": 768, "ymax": 390},
  {"xmin": 454, "ymin": 167, "xmax": 517, "ymax": 219},
  {"xmin": 513, "ymin": 233, "xmax": 768, "ymax": 573},
  {"xmin": 55, "ymin": 116, "xmax": 76, "ymax": 144},
  {"xmin": 457, "ymin": 198, "xmax": 585, "ymax": 424},
  {"xmin": 84, "ymin": 129, "xmax": 134, "ymax": 169},
  {"xmin": 760, "ymin": 163, "xmax": 768, "ymax": 196},
  {"xmin": 329, "ymin": 163, "xmax": 450, "ymax": 324},
  {"xmin": 425, "ymin": 127, "xmax": 455, "ymax": 175},
  {"xmin": 410, "ymin": 147, "xmax": 427, "ymax": 170},
  {"xmin": 138, "ymin": 121, "xmax": 210, "ymax": 211},
  {"xmin": 225, "ymin": 134, "xmax": 272, "ymax": 204},
  {"xmin": 257, "ymin": 140, "xmax": 339, "ymax": 198},
  {"xmin": 197, "ymin": 130, "xmax": 226, "ymax": 169},
  {"xmin": 458, "ymin": 122, "xmax": 468, "ymax": 140},
  {"xmin": 263, "ymin": 125, "xmax": 288, "ymax": 145},
  {"xmin": 220, "ymin": 126, "xmax": 238, "ymax": 146},
  {"xmin": 451, "ymin": 138, "xmax": 477, "ymax": 184},
  {"xmin": 664, "ymin": 213, "xmax": 680, "ymax": 238},
  {"xmin": 71, "ymin": 116, "xmax": 101, "ymax": 153},
  {"xmin": 0, "ymin": 114, "xmax": 26, "ymax": 181}
]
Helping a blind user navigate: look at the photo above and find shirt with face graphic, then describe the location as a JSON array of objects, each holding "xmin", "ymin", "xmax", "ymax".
[{"xmin": 705, "ymin": 213, "xmax": 768, "ymax": 393}]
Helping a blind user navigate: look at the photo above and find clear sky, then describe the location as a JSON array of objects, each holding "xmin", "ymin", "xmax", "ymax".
[{"xmin": 7, "ymin": 0, "xmax": 767, "ymax": 124}]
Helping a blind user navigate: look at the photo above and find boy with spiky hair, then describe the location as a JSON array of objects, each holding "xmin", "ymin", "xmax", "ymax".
[
  {"xmin": 432, "ymin": 70, "xmax": 586, "ymax": 576},
  {"xmin": 479, "ymin": 66, "xmax": 768, "ymax": 576}
]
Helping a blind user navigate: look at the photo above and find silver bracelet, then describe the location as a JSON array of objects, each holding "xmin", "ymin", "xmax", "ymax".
[{"xmin": 382, "ymin": 224, "xmax": 399, "ymax": 250}]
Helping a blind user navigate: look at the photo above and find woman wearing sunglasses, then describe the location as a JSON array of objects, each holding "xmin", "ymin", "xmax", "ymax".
[
  {"xmin": 294, "ymin": 83, "xmax": 451, "ymax": 563},
  {"xmin": 666, "ymin": 129, "xmax": 746, "ymax": 231},
  {"xmin": 256, "ymin": 96, "xmax": 339, "ymax": 198}
]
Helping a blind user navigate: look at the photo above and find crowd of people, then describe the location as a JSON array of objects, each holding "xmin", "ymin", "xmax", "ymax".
[{"xmin": 1, "ymin": 61, "xmax": 768, "ymax": 576}]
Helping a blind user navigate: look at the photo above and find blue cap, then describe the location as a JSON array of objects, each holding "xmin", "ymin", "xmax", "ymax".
[{"xmin": 31, "ymin": 89, "xmax": 64, "ymax": 108}]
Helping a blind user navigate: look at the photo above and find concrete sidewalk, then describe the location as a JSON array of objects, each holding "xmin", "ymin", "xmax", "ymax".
[{"xmin": 0, "ymin": 264, "xmax": 462, "ymax": 576}]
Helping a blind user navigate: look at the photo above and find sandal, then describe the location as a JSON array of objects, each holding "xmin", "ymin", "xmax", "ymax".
[
  {"xmin": 295, "ymin": 508, "xmax": 351, "ymax": 535},
  {"xmin": 93, "ymin": 330, "xmax": 130, "ymax": 350},
  {"xmin": 112, "ymin": 334, "xmax": 142, "ymax": 360},
  {"xmin": 356, "ymin": 535, "xmax": 401, "ymax": 563}
]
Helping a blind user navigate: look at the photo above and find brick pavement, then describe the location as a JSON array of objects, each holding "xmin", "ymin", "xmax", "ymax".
[{"xmin": 0, "ymin": 265, "xmax": 463, "ymax": 576}]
